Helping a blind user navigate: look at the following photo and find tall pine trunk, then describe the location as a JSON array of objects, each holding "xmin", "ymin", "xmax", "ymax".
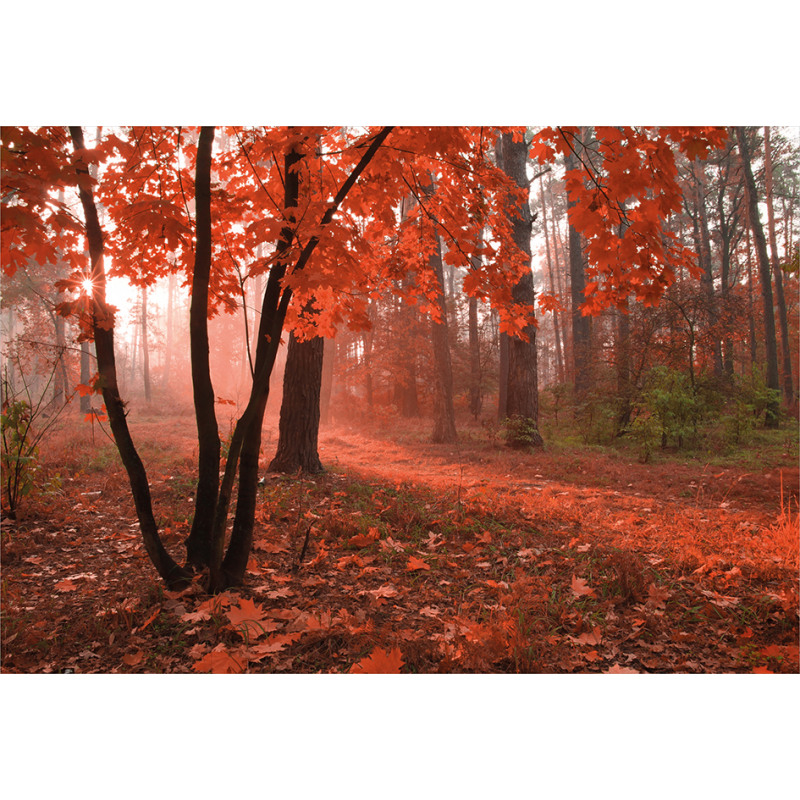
[
  {"xmin": 736, "ymin": 127, "xmax": 781, "ymax": 426},
  {"xmin": 764, "ymin": 127, "xmax": 794, "ymax": 406},
  {"xmin": 499, "ymin": 131, "xmax": 543, "ymax": 447}
]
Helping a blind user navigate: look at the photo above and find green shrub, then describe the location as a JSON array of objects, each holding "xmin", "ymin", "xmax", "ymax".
[
  {"xmin": 1, "ymin": 399, "xmax": 40, "ymax": 517},
  {"xmin": 638, "ymin": 366, "xmax": 706, "ymax": 449}
]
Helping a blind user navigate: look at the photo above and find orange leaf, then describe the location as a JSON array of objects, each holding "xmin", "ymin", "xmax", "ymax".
[
  {"xmin": 752, "ymin": 666, "xmax": 774, "ymax": 674},
  {"xmin": 760, "ymin": 645, "xmax": 783, "ymax": 659},
  {"xmin": 350, "ymin": 646, "xmax": 404, "ymax": 674},
  {"xmin": 55, "ymin": 579, "xmax": 77, "ymax": 592},
  {"xmin": 226, "ymin": 597, "xmax": 273, "ymax": 639},
  {"xmin": 406, "ymin": 556, "xmax": 430, "ymax": 572},
  {"xmin": 192, "ymin": 646, "xmax": 246, "ymax": 674},
  {"xmin": 605, "ymin": 664, "xmax": 639, "ymax": 674},
  {"xmin": 570, "ymin": 575, "xmax": 597, "ymax": 599},
  {"xmin": 348, "ymin": 527, "xmax": 380, "ymax": 548}
]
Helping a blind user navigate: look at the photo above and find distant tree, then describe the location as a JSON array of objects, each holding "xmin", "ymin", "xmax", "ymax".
[{"xmin": 735, "ymin": 126, "xmax": 781, "ymax": 426}]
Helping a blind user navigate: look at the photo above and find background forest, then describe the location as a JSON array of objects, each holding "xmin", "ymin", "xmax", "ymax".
[{"xmin": 3, "ymin": 125, "xmax": 797, "ymax": 485}]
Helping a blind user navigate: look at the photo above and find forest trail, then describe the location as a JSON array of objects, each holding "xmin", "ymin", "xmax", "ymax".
[{"xmin": 319, "ymin": 422, "xmax": 798, "ymax": 571}]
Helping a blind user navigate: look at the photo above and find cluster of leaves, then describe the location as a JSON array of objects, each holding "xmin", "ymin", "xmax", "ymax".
[{"xmin": 530, "ymin": 126, "xmax": 729, "ymax": 312}]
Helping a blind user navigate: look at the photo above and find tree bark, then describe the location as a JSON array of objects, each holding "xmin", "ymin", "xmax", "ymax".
[
  {"xmin": 564, "ymin": 139, "xmax": 592, "ymax": 400},
  {"xmin": 764, "ymin": 126, "xmax": 794, "ymax": 405},
  {"xmin": 185, "ymin": 126, "xmax": 221, "ymax": 568},
  {"xmin": 499, "ymin": 131, "xmax": 543, "ymax": 447},
  {"xmin": 68, "ymin": 125, "xmax": 189, "ymax": 589},
  {"xmin": 429, "ymin": 230, "xmax": 458, "ymax": 443},
  {"xmin": 269, "ymin": 330, "xmax": 324, "ymax": 473},
  {"xmin": 736, "ymin": 126, "xmax": 781, "ymax": 425}
]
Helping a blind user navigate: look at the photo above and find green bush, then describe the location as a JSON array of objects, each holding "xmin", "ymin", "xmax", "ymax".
[
  {"xmin": 1, "ymin": 399, "xmax": 40, "ymax": 517},
  {"xmin": 502, "ymin": 414, "xmax": 542, "ymax": 449},
  {"xmin": 637, "ymin": 366, "xmax": 706, "ymax": 450}
]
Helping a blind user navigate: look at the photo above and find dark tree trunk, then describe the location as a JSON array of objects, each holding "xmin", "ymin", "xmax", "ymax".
[
  {"xmin": 269, "ymin": 331, "xmax": 324, "ymax": 474},
  {"xmin": 736, "ymin": 127, "xmax": 781, "ymax": 425},
  {"xmin": 499, "ymin": 131, "xmax": 543, "ymax": 447},
  {"xmin": 764, "ymin": 126, "xmax": 794, "ymax": 405},
  {"xmin": 68, "ymin": 125, "xmax": 189, "ymax": 589},
  {"xmin": 564, "ymin": 140, "xmax": 592, "ymax": 400},
  {"xmin": 214, "ymin": 126, "xmax": 394, "ymax": 590},
  {"xmin": 693, "ymin": 162, "xmax": 723, "ymax": 377},
  {"xmin": 185, "ymin": 126, "xmax": 221, "ymax": 568}
]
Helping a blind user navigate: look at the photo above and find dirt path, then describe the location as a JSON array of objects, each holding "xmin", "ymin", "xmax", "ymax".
[{"xmin": 319, "ymin": 422, "xmax": 798, "ymax": 570}]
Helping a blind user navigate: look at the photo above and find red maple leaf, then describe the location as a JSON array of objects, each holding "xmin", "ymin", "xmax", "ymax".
[
  {"xmin": 406, "ymin": 555, "xmax": 430, "ymax": 572},
  {"xmin": 349, "ymin": 646, "xmax": 405, "ymax": 674},
  {"xmin": 225, "ymin": 597, "xmax": 275, "ymax": 639},
  {"xmin": 192, "ymin": 646, "xmax": 246, "ymax": 674},
  {"xmin": 570, "ymin": 575, "xmax": 597, "ymax": 599}
]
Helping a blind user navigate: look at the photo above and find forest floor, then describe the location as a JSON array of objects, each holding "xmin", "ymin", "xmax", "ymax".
[{"xmin": 1, "ymin": 410, "xmax": 798, "ymax": 673}]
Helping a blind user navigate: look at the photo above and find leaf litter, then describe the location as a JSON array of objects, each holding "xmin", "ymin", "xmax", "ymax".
[{"xmin": 1, "ymin": 413, "xmax": 797, "ymax": 674}]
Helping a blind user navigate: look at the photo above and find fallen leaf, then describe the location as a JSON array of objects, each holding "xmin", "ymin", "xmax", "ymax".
[
  {"xmin": 752, "ymin": 666, "xmax": 774, "ymax": 674},
  {"xmin": 573, "ymin": 627, "xmax": 603, "ymax": 646},
  {"xmin": 192, "ymin": 646, "xmax": 246, "ymax": 674},
  {"xmin": 54, "ymin": 579, "xmax": 77, "ymax": 592},
  {"xmin": 760, "ymin": 644, "xmax": 783, "ymax": 659},
  {"xmin": 406, "ymin": 556, "xmax": 430, "ymax": 572},
  {"xmin": 122, "ymin": 650, "xmax": 144, "ymax": 667},
  {"xmin": 226, "ymin": 597, "xmax": 275, "ymax": 639},
  {"xmin": 605, "ymin": 664, "xmax": 639, "ymax": 674},
  {"xmin": 570, "ymin": 575, "xmax": 597, "ymax": 599},
  {"xmin": 348, "ymin": 527, "xmax": 380, "ymax": 548},
  {"xmin": 350, "ymin": 646, "xmax": 404, "ymax": 674}
]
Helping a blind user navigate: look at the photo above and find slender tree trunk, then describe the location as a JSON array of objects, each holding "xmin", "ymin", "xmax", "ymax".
[
  {"xmin": 269, "ymin": 330, "xmax": 324, "ymax": 473},
  {"xmin": 80, "ymin": 341, "xmax": 92, "ymax": 413},
  {"xmin": 565, "ymin": 141, "xmax": 592, "ymax": 400},
  {"xmin": 693, "ymin": 161, "xmax": 723, "ymax": 376},
  {"xmin": 764, "ymin": 126, "xmax": 794, "ymax": 405},
  {"xmin": 164, "ymin": 269, "xmax": 175, "ymax": 390},
  {"xmin": 468, "ymin": 294, "xmax": 482, "ymax": 419},
  {"xmin": 539, "ymin": 175, "xmax": 564, "ymax": 383},
  {"xmin": 185, "ymin": 126, "xmax": 221, "ymax": 568},
  {"xmin": 320, "ymin": 336, "xmax": 335, "ymax": 424},
  {"xmin": 736, "ymin": 127, "xmax": 781, "ymax": 425},
  {"xmin": 68, "ymin": 125, "xmax": 189, "ymax": 589},
  {"xmin": 141, "ymin": 284, "xmax": 152, "ymax": 402}
]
